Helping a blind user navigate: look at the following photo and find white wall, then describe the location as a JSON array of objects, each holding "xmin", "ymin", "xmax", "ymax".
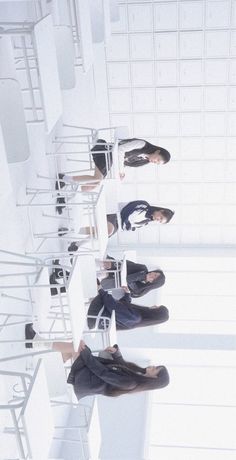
[
  {"xmin": 148, "ymin": 348, "xmax": 236, "ymax": 460},
  {"xmin": 112, "ymin": 250, "xmax": 236, "ymax": 348},
  {"xmin": 106, "ymin": 0, "xmax": 236, "ymax": 247},
  {"xmin": 108, "ymin": 250, "xmax": 236, "ymax": 459}
]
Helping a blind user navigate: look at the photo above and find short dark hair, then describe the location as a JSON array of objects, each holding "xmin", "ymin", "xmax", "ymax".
[
  {"xmin": 161, "ymin": 208, "xmax": 175, "ymax": 223},
  {"xmin": 159, "ymin": 147, "xmax": 171, "ymax": 164}
]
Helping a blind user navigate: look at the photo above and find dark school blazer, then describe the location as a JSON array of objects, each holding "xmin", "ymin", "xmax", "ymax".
[{"xmin": 67, "ymin": 346, "xmax": 137, "ymax": 400}]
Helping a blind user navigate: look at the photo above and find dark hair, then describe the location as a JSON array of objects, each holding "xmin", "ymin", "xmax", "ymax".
[
  {"xmin": 129, "ymin": 270, "xmax": 166, "ymax": 298},
  {"xmin": 104, "ymin": 363, "xmax": 169, "ymax": 397},
  {"xmin": 116, "ymin": 302, "xmax": 169, "ymax": 330},
  {"xmin": 147, "ymin": 206, "xmax": 174, "ymax": 223},
  {"xmin": 131, "ymin": 305, "xmax": 169, "ymax": 329},
  {"xmin": 158, "ymin": 147, "xmax": 171, "ymax": 164}
]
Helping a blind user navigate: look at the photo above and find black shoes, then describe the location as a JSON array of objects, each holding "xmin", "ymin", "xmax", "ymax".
[
  {"xmin": 55, "ymin": 173, "xmax": 65, "ymax": 191},
  {"xmin": 58, "ymin": 227, "xmax": 69, "ymax": 236},
  {"xmin": 56, "ymin": 196, "xmax": 66, "ymax": 214},
  {"xmin": 49, "ymin": 272, "xmax": 67, "ymax": 296},
  {"xmin": 55, "ymin": 174, "xmax": 66, "ymax": 213},
  {"xmin": 25, "ymin": 323, "xmax": 36, "ymax": 349},
  {"xmin": 68, "ymin": 241, "xmax": 79, "ymax": 253}
]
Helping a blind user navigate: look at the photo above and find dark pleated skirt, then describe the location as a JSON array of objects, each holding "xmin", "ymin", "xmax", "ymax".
[{"xmin": 91, "ymin": 139, "xmax": 113, "ymax": 177}]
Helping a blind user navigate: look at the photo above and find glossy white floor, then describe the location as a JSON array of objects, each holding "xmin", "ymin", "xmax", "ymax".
[
  {"xmin": 0, "ymin": 8, "xmax": 110, "ymax": 456},
  {"xmin": 1, "ymin": 2, "xmax": 236, "ymax": 460}
]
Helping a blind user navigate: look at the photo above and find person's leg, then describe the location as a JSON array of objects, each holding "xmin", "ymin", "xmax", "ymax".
[
  {"xmin": 107, "ymin": 221, "xmax": 115, "ymax": 237},
  {"xmin": 102, "ymin": 260, "xmax": 112, "ymax": 269},
  {"xmin": 100, "ymin": 276, "xmax": 115, "ymax": 290},
  {"xmin": 52, "ymin": 341, "xmax": 80, "ymax": 363},
  {"xmin": 79, "ymin": 226, "xmax": 96, "ymax": 237},
  {"xmin": 77, "ymin": 213, "xmax": 117, "ymax": 242},
  {"xmin": 25, "ymin": 324, "xmax": 79, "ymax": 363},
  {"xmin": 106, "ymin": 214, "xmax": 118, "ymax": 238},
  {"xmin": 79, "ymin": 220, "xmax": 114, "ymax": 238},
  {"xmin": 63, "ymin": 166, "xmax": 104, "ymax": 192},
  {"xmin": 87, "ymin": 293, "xmax": 104, "ymax": 329}
]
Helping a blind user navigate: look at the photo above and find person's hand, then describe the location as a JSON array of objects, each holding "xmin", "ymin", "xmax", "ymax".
[
  {"xmin": 119, "ymin": 172, "xmax": 125, "ymax": 180},
  {"xmin": 78, "ymin": 340, "xmax": 86, "ymax": 352},
  {"xmin": 103, "ymin": 261, "xmax": 112, "ymax": 269},
  {"xmin": 104, "ymin": 346, "xmax": 117, "ymax": 353},
  {"xmin": 121, "ymin": 285, "xmax": 130, "ymax": 293}
]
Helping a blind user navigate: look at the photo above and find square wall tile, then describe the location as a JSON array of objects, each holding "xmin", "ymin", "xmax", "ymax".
[
  {"xmin": 130, "ymin": 33, "xmax": 154, "ymax": 60},
  {"xmin": 131, "ymin": 61, "xmax": 154, "ymax": 86},
  {"xmin": 128, "ymin": 4, "xmax": 153, "ymax": 31},
  {"xmin": 107, "ymin": 62, "xmax": 130, "ymax": 87}
]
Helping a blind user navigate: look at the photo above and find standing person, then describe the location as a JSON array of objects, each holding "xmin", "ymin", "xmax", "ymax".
[
  {"xmin": 55, "ymin": 138, "xmax": 171, "ymax": 193},
  {"xmin": 25, "ymin": 326, "xmax": 170, "ymax": 400}
]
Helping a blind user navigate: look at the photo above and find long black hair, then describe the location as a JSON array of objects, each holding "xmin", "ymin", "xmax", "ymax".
[
  {"xmin": 104, "ymin": 363, "xmax": 169, "ymax": 397},
  {"xmin": 119, "ymin": 138, "xmax": 171, "ymax": 164},
  {"xmin": 158, "ymin": 147, "xmax": 171, "ymax": 163},
  {"xmin": 117, "ymin": 304, "xmax": 169, "ymax": 330}
]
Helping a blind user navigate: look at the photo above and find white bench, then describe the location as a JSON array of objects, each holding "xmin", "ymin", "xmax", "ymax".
[
  {"xmin": 0, "ymin": 359, "xmax": 54, "ymax": 460},
  {"xmin": 0, "ymin": 78, "xmax": 30, "ymax": 163},
  {"xmin": 0, "ymin": 14, "xmax": 63, "ymax": 133}
]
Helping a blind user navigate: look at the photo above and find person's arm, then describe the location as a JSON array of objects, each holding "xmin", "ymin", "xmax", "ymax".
[
  {"xmin": 126, "ymin": 260, "xmax": 148, "ymax": 275},
  {"xmin": 119, "ymin": 292, "xmax": 132, "ymax": 303},
  {"xmin": 127, "ymin": 270, "xmax": 147, "ymax": 283},
  {"xmin": 118, "ymin": 140, "xmax": 146, "ymax": 175},
  {"xmin": 121, "ymin": 201, "xmax": 148, "ymax": 230},
  {"xmin": 79, "ymin": 346, "xmax": 137, "ymax": 389},
  {"xmin": 98, "ymin": 288, "xmax": 119, "ymax": 309},
  {"xmin": 127, "ymin": 209, "xmax": 148, "ymax": 230},
  {"xmin": 99, "ymin": 287, "xmax": 132, "ymax": 309},
  {"xmin": 106, "ymin": 344, "xmax": 126, "ymax": 363}
]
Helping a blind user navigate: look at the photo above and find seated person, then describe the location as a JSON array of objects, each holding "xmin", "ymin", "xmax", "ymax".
[
  {"xmin": 25, "ymin": 325, "xmax": 169, "ymax": 400},
  {"xmin": 99, "ymin": 256, "xmax": 165, "ymax": 298},
  {"xmin": 55, "ymin": 138, "xmax": 171, "ymax": 193},
  {"xmin": 106, "ymin": 200, "xmax": 174, "ymax": 237},
  {"xmin": 120, "ymin": 200, "xmax": 174, "ymax": 230},
  {"xmin": 56, "ymin": 200, "xmax": 174, "ymax": 239},
  {"xmin": 87, "ymin": 285, "xmax": 169, "ymax": 330}
]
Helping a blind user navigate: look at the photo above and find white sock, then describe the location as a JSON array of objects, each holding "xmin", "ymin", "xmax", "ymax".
[
  {"xmin": 63, "ymin": 174, "xmax": 76, "ymax": 184},
  {"xmin": 32, "ymin": 333, "xmax": 53, "ymax": 350},
  {"xmin": 62, "ymin": 175, "xmax": 79, "ymax": 193}
]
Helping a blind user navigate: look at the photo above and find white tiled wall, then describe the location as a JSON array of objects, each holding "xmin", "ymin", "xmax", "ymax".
[{"xmin": 105, "ymin": 0, "xmax": 236, "ymax": 246}]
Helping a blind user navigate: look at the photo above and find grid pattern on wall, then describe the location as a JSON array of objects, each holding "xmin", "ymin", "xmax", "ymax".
[
  {"xmin": 149, "ymin": 356, "xmax": 236, "ymax": 459},
  {"xmin": 105, "ymin": 0, "xmax": 236, "ymax": 246},
  {"xmin": 145, "ymin": 256, "xmax": 236, "ymax": 460}
]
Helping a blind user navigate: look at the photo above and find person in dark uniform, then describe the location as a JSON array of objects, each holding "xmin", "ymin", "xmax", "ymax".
[
  {"xmin": 67, "ymin": 342, "xmax": 170, "ymax": 400},
  {"xmin": 25, "ymin": 327, "xmax": 169, "ymax": 400},
  {"xmin": 100, "ymin": 257, "xmax": 165, "ymax": 298},
  {"xmin": 87, "ymin": 286, "xmax": 169, "ymax": 330}
]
